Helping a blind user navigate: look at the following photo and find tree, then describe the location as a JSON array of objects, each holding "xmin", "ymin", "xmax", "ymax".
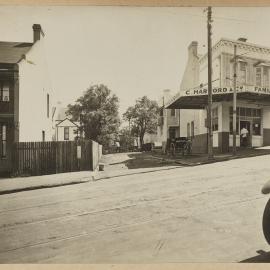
[
  {"xmin": 123, "ymin": 96, "xmax": 159, "ymax": 147},
  {"xmin": 119, "ymin": 126, "xmax": 134, "ymax": 151},
  {"xmin": 67, "ymin": 84, "xmax": 120, "ymax": 148}
]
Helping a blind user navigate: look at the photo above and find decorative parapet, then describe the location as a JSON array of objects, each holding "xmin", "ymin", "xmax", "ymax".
[{"xmin": 199, "ymin": 38, "xmax": 270, "ymax": 64}]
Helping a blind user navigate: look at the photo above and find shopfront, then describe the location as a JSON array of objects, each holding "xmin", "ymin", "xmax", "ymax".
[{"xmin": 166, "ymin": 87, "xmax": 270, "ymax": 153}]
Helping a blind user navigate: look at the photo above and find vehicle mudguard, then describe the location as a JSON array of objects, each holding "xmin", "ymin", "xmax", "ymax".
[{"xmin": 262, "ymin": 180, "xmax": 270, "ymax": 194}]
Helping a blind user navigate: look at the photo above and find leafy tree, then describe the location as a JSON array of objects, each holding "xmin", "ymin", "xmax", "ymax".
[
  {"xmin": 67, "ymin": 84, "xmax": 120, "ymax": 148},
  {"xmin": 123, "ymin": 96, "xmax": 159, "ymax": 147},
  {"xmin": 119, "ymin": 126, "xmax": 134, "ymax": 151}
]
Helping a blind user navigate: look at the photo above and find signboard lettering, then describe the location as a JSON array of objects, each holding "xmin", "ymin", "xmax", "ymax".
[{"xmin": 185, "ymin": 85, "xmax": 270, "ymax": 96}]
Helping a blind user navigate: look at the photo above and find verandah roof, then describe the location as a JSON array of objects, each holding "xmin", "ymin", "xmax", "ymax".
[{"xmin": 166, "ymin": 87, "xmax": 270, "ymax": 109}]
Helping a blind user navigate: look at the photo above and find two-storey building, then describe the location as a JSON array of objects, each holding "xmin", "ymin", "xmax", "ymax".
[
  {"xmin": 0, "ymin": 24, "xmax": 53, "ymax": 174},
  {"xmin": 167, "ymin": 38, "xmax": 270, "ymax": 153}
]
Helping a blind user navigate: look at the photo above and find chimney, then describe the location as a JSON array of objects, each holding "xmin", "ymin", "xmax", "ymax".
[
  {"xmin": 163, "ymin": 89, "xmax": 172, "ymax": 104},
  {"xmin": 238, "ymin": 37, "xmax": 247, "ymax": 42},
  {"xmin": 188, "ymin": 41, "xmax": 198, "ymax": 57},
  {"xmin": 32, "ymin": 24, "xmax": 44, "ymax": 43}
]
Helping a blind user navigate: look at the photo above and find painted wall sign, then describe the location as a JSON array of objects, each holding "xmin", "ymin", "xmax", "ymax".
[{"xmin": 185, "ymin": 86, "xmax": 270, "ymax": 96}]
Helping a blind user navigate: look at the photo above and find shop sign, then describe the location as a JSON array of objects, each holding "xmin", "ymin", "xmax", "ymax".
[{"xmin": 185, "ymin": 86, "xmax": 270, "ymax": 96}]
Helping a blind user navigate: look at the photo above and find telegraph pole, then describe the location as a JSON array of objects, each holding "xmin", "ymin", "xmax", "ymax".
[
  {"xmin": 233, "ymin": 44, "xmax": 237, "ymax": 155},
  {"xmin": 207, "ymin": 6, "xmax": 213, "ymax": 159}
]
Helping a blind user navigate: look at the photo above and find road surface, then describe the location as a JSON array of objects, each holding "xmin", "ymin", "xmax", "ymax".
[{"xmin": 0, "ymin": 152, "xmax": 270, "ymax": 263}]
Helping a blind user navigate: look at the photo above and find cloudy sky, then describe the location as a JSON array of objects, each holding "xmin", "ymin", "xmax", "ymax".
[{"xmin": 0, "ymin": 6, "xmax": 268, "ymax": 114}]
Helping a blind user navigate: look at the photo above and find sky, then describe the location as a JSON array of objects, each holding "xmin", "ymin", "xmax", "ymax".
[{"xmin": 0, "ymin": 6, "xmax": 269, "ymax": 115}]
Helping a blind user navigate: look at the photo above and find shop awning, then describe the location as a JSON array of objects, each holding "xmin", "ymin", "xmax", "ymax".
[{"xmin": 166, "ymin": 85, "xmax": 270, "ymax": 109}]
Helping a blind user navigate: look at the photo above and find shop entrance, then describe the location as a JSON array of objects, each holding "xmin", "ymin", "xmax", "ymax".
[
  {"xmin": 169, "ymin": 127, "xmax": 177, "ymax": 139},
  {"xmin": 240, "ymin": 120, "xmax": 251, "ymax": 147}
]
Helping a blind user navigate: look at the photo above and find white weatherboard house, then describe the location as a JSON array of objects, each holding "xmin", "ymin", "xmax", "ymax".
[
  {"xmin": 52, "ymin": 106, "xmax": 80, "ymax": 141},
  {"xmin": 55, "ymin": 118, "xmax": 79, "ymax": 141},
  {"xmin": 166, "ymin": 38, "xmax": 270, "ymax": 153},
  {"xmin": 0, "ymin": 24, "xmax": 53, "ymax": 173}
]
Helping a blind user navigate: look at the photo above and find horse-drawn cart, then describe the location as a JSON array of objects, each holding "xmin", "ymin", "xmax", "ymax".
[{"xmin": 166, "ymin": 137, "xmax": 192, "ymax": 156}]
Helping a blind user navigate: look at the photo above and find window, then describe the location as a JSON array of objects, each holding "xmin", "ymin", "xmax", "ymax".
[
  {"xmin": 263, "ymin": 67, "xmax": 269, "ymax": 87},
  {"xmin": 0, "ymin": 82, "xmax": 10, "ymax": 102},
  {"xmin": 1, "ymin": 124, "xmax": 7, "ymax": 158},
  {"xmin": 171, "ymin": 109, "xmax": 176, "ymax": 117},
  {"xmin": 191, "ymin": 121, "xmax": 194, "ymax": 138},
  {"xmin": 229, "ymin": 107, "xmax": 261, "ymax": 135},
  {"xmin": 256, "ymin": 67, "xmax": 262, "ymax": 86},
  {"xmin": 253, "ymin": 120, "xmax": 261, "ymax": 135},
  {"xmin": 47, "ymin": 94, "xmax": 50, "ymax": 118},
  {"xmin": 239, "ymin": 62, "xmax": 247, "ymax": 85},
  {"xmin": 64, "ymin": 127, "xmax": 69, "ymax": 140},
  {"xmin": 212, "ymin": 107, "xmax": 218, "ymax": 131}
]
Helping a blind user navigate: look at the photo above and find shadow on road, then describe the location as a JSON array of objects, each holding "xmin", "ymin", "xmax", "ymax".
[
  {"xmin": 240, "ymin": 250, "xmax": 270, "ymax": 263},
  {"xmin": 109, "ymin": 152, "xmax": 177, "ymax": 169}
]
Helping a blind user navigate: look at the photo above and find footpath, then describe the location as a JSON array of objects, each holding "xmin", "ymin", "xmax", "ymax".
[
  {"xmin": 1, "ymin": 147, "xmax": 270, "ymax": 195},
  {"xmin": 151, "ymin": 146, "xmax": 270, "ymax": 166},
  {"xmin": 0, "ymin": 171, "xmax": 96, "ymax": 195}
]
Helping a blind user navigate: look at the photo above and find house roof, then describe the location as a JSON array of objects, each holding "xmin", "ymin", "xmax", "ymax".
[
  {"xmin": 56, "ymin": 118, "xmax": 80, "ymax": 127},
  {"xmin": 0, "ymin": 41, "xmax": 33, "ymax": 64}
]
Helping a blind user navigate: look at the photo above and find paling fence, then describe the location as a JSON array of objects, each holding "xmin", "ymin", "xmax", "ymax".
[{"xmin": 12, "ymin": 140, "xmax": 102, "ymax": 176}]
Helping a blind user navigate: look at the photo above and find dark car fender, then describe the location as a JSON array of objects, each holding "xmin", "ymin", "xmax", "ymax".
[{"xmin": 262, "ymin": 180, "xmax": 270, "ymax": 194}]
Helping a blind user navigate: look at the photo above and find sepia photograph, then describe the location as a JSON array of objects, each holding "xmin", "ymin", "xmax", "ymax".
[{"xmin": 1, "ymin": 3, "xmax": 270, "ymax": 264}]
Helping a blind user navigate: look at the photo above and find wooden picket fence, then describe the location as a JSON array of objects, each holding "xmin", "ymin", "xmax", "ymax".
[{"xmin": 11, "ymin": 140, "xmax": 102, "ymax": 176}]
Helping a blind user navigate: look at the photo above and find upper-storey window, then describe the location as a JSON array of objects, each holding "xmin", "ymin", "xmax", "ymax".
[
  {"xmin": 255, "ymin": 66, "xmax": 269, "ymax": 87},
  {"xmin": 171, "ymin": 109, "xmax": 176, "ymax": 117},
  {"xmin": 239, "ymin": 61, "xmax": 247, "ymax": 85},
  {"xmin": 0, "ymin": 82, "xmax": 10, "ymax": 102},
  {"xmin": 263, "ymin": 67, "xmax": 269, "ymax": 87}
]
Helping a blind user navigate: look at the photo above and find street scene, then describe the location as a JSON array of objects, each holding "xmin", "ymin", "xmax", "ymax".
[
  {"xmin": 2, "ymin": 5, "xmax": 270, "ymax": 264},
  {"xmin": 1, "ymin": 152, "xmax": 270, "ymax": 263}
]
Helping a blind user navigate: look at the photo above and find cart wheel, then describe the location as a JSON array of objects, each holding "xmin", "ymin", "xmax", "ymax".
[{"xmin": 262, "ymin": 198, "xmax": 270, "ymax": 245}]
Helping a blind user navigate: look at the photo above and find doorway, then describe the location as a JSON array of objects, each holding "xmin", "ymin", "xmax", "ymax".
[
  {"xmin": 240, "ymin": 120, "xmax": 251, "ymax": 147},
  {"xmin": 169, "ymin": 127, "xmax": 176, "ymax": 139}
]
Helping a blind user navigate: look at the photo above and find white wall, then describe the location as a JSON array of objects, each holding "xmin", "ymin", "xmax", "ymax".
[
  {"xmin": 56, "ymin": 126, "xmax": 78, "ymax": 141},
  {"xmin": 18, "ymin": 37, "xmax": 53, "ymax": 142},
  {"xmin": 263, "ymin": 107, "xmax": 270, "ymax": 129}
]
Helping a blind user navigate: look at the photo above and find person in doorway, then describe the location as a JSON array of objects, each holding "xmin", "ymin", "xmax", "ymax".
[{"xmin": 240, "ymin": 126, "xmax": 249, "ymax": 147}]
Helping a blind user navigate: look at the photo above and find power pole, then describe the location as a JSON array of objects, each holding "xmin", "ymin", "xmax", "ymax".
[
  {"xmin": 207, "ymin": 6, "xmax": 213, "ymax": 159},
  {"xmin": 233, "ymin": 44, "xmax": 237, "ymax": 155}
]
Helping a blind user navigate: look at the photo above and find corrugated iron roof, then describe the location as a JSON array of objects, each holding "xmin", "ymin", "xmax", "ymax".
[{"xmin": 0, "ymin": 41, "xmax": 33, "ymax": 64}]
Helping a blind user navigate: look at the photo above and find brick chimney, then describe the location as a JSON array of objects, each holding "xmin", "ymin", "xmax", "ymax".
[
  {"xmin": 188, "ymin": 41, "xmax": 198, "ymax": 57},
  {"xmin": 32, "ymin": 24, "xmax": 44, "ymax": 43}
]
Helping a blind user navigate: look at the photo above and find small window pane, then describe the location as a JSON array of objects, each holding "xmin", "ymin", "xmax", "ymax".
[
  {"xmin": 171, "ymin": 109, "xmax": 176, "ymax": 116},
  {"xmin": 64, "ymin": 127, "xmax": 69, "ymax": 140},
  {"xmin": 2, "ymin": 83, "xmax": 10, "ymax": 102},
  {"xmin": 240, "ymin": 107, "xmax": 245, "ymax": 117},
  {"xmin": 253, "ymin": 121, "xmax": 261, "ymax": 135},
  {"xmin": 246, "ymin": 108, "xmax": 251, "ymax": 117}
]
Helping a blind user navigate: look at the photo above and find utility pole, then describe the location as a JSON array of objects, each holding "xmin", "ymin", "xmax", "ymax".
[
  {"xmin": 207, "ymin": 6, "xmax": 213, "ymax": 159},
  {"xmin": 233, "ymin": 44, "xmax": 237, "ymax": 155}
]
